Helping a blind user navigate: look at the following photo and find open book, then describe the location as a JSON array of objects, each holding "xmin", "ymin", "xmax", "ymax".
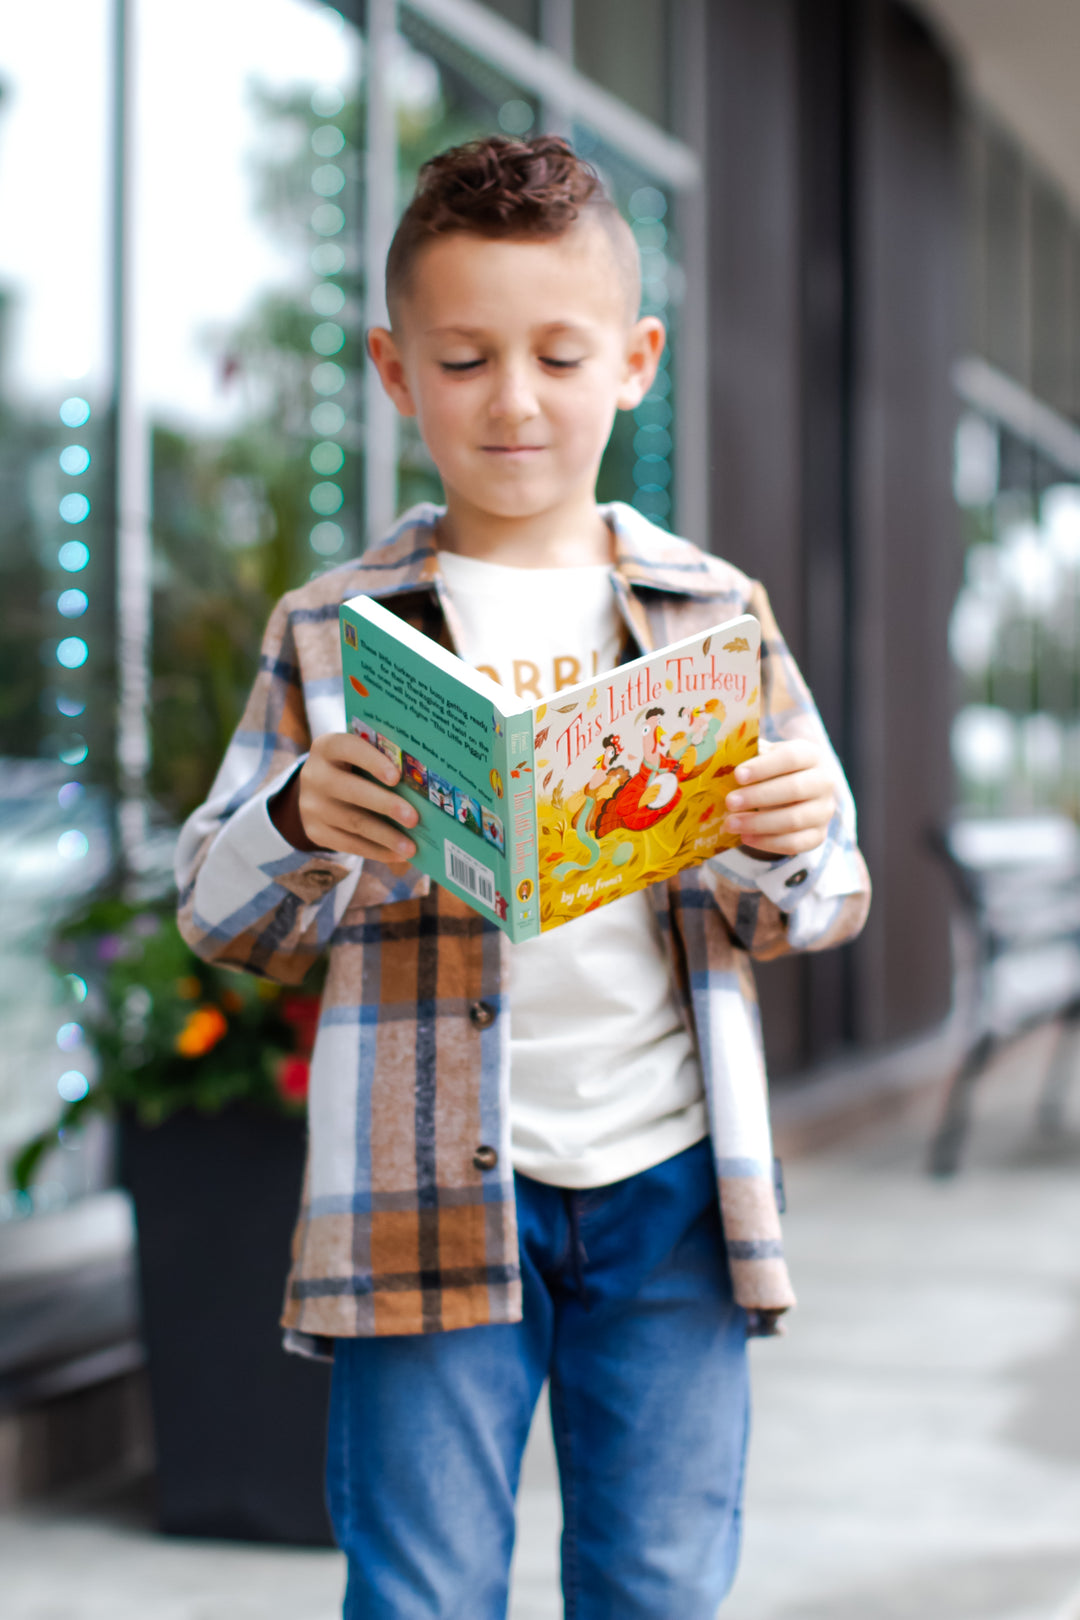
[{"xmin": 340, "ymin": 595, "xmax": 760, "ymax": 941}]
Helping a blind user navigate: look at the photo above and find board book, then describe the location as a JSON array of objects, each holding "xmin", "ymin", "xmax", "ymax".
[{"xmin": 340, "ymin": 595, "xmax": 760, "ymax": 942}]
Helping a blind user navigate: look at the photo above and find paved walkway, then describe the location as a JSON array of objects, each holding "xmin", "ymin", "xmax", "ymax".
[
  {"xmin": 725, "ymin": 1026, "xmax": 1080, "ymax": 1620},
  {"xmin": 4, "ymin": 1026, "xmax": 1080, "ymax": 1618}
]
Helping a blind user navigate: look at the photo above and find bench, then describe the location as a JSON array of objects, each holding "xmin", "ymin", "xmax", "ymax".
[{"xmin": 928, "ymin": 814, "xmax": 1080, "ymax": 1175}]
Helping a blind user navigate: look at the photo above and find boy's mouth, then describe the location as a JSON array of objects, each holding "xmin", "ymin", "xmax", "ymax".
[{"xmin": 481, "ymin": 444, "xmax": 546, "ymax": 455}]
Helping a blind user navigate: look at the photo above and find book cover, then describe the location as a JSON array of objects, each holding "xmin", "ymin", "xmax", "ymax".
[
  {"xmin": 532, "ymin": 620, "xmax": 759, "ymax": 930},
  {"xmin": 340, "ymin": 596, "xmax": 759, "ymax": 942}
]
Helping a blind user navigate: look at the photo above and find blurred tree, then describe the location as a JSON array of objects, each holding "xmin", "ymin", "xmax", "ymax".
[{"xmin": 149, "ymin": 65, "xmax": 477, "ymax": 823}]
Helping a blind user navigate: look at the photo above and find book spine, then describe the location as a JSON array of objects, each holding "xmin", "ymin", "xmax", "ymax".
[{"xmin": 502, "ymin": 713, "xmax": 540, "ymax": 943}]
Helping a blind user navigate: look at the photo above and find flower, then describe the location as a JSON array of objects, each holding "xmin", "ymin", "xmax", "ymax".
[
  {"xmin": 176, "ymin": 1005, "xmax": 228, "ymax": 1058},
  {"xmin": 275, "ymin": 1056, "xmax": 310, "ymax": 1103},
  {"xmin": 13, "ymin": 895, "xmax": 329, "ymax": 1194},
  {"xmin": 282, "ymin": 994, "xmax": 321, "ymax": 1054}
]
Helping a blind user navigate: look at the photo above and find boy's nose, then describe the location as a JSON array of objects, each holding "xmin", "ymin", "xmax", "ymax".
[{"xmin": 488, "ymin": 366, "xmax": 540, "ymax": 425}]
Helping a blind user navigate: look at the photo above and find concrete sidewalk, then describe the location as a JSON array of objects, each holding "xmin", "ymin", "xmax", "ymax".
[
  {"xmin": 724, "ymin": 1025, "xmax": 1080, "ymax": 1620},
  {"xmin": 3, "ymin": 1024, "xmax": 1079, "ymax": 1618}
]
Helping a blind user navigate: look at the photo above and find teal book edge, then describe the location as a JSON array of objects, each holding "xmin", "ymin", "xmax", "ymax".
[{"xmin": 340, "ymin": 594, "xmax": 541, "ymax": 942}]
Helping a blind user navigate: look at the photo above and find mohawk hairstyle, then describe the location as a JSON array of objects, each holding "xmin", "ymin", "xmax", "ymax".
[{"xmin": 385, "ymin": 135, "xmax": 639, "ymax": 322}]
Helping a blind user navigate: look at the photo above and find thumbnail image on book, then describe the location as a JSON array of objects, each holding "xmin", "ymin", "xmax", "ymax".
[{"xmin": 341, "ymin": 595, "xmax": 760, "ymax": 943}]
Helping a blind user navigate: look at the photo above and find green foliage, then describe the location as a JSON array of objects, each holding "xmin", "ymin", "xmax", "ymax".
[
  {"xmin": 149, "ymin": 412, "xmax": 331, "ymax": 821},
  {"xmin": 148, "ymin": 81, "xmax": 364, "ymax": 822},
  {"xmin": 11, "ymin": 894, "xmax": 322, "ymax": 1193}
]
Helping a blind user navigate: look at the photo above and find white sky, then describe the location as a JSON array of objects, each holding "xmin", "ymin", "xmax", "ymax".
[{"xmin": 0, "ymin": 0, "xmax": 356, "ymax": 426}]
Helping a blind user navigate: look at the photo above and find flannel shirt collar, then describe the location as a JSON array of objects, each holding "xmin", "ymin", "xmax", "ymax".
[{"xmin": 352, "ymin": 501, "xmax": 727, "ymax": 606}]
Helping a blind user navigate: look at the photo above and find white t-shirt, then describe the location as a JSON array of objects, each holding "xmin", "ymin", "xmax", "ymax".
[{"xmin": 437, "ymin": 547, "xmax": 709, "ymax": 1189}]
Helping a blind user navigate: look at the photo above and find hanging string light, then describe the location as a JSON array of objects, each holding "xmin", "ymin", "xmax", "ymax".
[
  {"xmin": 54, "ymin": 396, "xmax": 93, "ymax": 868},
  {"xmin": 309, "ymin": 84, "xmax": 348, "ymax": 561}
]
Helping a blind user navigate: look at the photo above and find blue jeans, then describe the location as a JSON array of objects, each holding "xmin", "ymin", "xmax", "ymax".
[{"xmin": 325, "ymin": 1138, "xmax": 749, "ymax": 1619}]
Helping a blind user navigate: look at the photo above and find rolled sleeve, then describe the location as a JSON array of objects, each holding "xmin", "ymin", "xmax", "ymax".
[
  {"xmin": 190, "ymin": 759, "xmax": 359, "ymax": 920},
  {"xmin": 176, "ymin": 755, "xmax": 364, "ymax": 982},
  {"xmin": 698, "ymin": 575, "xmax": 871, "ymax": 959}
]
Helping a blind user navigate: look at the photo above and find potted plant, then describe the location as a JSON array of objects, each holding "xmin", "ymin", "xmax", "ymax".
[{"xmin": 14, "ymin": 894, "xmax": 334, "ymax": 1546}]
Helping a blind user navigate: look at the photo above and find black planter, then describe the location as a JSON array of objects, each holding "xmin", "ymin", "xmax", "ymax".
[{"xmin": 120, "ymin": 1107, "xmax": 334, "ymax": 1545}]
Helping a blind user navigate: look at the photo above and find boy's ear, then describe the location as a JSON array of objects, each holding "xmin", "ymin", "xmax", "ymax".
[
  {"xmin": 616, "ymin": 317, "xmax": 666, "ymax": 411},
  {"xmin": 366, "ymin": 327, "xmax": 417, "ymax": 418}
]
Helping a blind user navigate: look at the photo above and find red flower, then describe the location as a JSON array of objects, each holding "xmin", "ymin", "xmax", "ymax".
[
  {"xmin": 276, "ymin": 1056, "xmax": 310, "ymax": 1103},
  {"xmin": 282, "ymin": 995, "xmax": 321, "ymax": 1055}
]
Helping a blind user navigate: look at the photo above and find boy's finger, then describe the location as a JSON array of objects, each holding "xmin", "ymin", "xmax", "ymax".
[
  {"xmin": 325, "ymin": 732, "xmax": 402, "ymax": 784},
  {"xmin": 725, "ymin": 768, "xmax": 830, "ymax": 813},
  {"xmin": 317, "ymin": 806, "xmax": 417, "ymax": 860},
  {"xmin": 733, "ymin": 740, "xmax": 820, "ymax": 785},
  {"xmin": 350, "ymin": 811, "xmax": 417, "ymax": 858},
  {"xmin": 725, "ymin": 795, "xmax": 834, "ymax": 838},
  {"xmin": 329, "ymin": 769, "xmax": 419, "ymax": 828}
]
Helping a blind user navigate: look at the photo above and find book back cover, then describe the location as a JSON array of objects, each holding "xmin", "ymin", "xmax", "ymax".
[{"xmin": 340, "ymin": 596, "xmax": 540, "ymax": 938}]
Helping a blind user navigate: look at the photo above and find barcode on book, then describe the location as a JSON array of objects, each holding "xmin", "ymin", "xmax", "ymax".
[{"xmin": 445, "ymin": 840, "xmax": 495, "ymax": 910}]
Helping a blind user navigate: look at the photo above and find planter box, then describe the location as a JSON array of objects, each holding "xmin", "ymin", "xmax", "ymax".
[{"xmin": 121, "ymin": 1107, "xmax": 334, "ymax": 1545}]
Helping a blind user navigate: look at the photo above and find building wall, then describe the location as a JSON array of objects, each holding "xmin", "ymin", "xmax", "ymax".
[
  {"xmin": 851, "ymin": 0, "xmax": 961, "ymax": 1048},
  {"xmin": 706, "ymin": 0, "xmax": 961, "ymax": 1073}
]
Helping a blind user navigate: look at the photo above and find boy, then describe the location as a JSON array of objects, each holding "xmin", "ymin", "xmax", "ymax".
[{"xmin": 177, "ymin": 136, "xmax": 870, "ymax": 1619}]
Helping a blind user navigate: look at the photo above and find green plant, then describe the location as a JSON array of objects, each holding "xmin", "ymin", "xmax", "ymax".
[{"xmin": 12, "ymin": 893, "xmax": 321, "ymax": 1192}]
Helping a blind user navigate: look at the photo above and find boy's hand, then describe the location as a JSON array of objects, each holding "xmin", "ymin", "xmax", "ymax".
[
  {"xmin": 270, "ymin": 734, "xmax": 419, "ymax": 861},
  {"xmin": 722, "ymin": 738, "xmax": 835, "ymax": 857}
]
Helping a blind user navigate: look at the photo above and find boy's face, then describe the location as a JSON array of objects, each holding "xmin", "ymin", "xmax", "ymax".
[{"xmin": 368, "ymin": 222, "xmax": 665, "ymax": 525}]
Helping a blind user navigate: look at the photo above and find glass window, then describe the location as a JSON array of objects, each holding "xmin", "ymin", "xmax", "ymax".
[
  {"xmin": 950, "ymin": 415, "xmax": 1080, "ymax": 814},
  {"xmin": 133, "ymin": 0, "xmax": 361, "ymax": 825},
  {"xmin": 1071, "ymin": 227, "xmax": 1080, "ymax": 424},
  {"xmin": 574, "ymin": 0, "xmax": 670, "ymax": 130},
  {"xmin": 1030, "ymin": 176, "xmax": 1070, "ymax": 418},
  {"xmin": 0, "ymin": 2, "xmax": 115, "ymax": 1216},
  {"xmin": 0, "ymin": 0, "xmax": 700, "ymax": 1220},
  {"xmin": 480, "ymin": 0, "xmax": 539, "ymax": 35},
  {"xmin": 574, "ymin": 133, "xmax": 679, "ymax": 527},
  {"xmin": 952, "ymin": 110, "xmax": 1080, "ymax": 817},
  {"xmin": 982, "ymin": 124, "xmax": 1026, "ymax": 387},
  {"xmin": 394, "ymin": 4, "xmax": 687, "ymax": 530},
  {"xmin": 961, "ymin": 112, "xmax": 987, "ymax": 363}
]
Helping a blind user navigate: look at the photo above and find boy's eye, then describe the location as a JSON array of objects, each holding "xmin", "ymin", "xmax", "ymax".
[
  {"xmin": 541, "ymin": 357, "xmax": 583, "ymax": 370},
  {"xmin": 440, "ymin": 359, "xmax": 484, "ymax": 373}
]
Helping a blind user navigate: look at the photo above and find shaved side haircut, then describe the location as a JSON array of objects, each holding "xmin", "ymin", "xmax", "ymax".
[{"xmin": 385, "ymin": 135, "xmax": 641, "ymax": 325}]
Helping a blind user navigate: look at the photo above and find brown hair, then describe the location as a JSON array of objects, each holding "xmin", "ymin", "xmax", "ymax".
[{"xmin": 385, "ymin": 135, "xmax": 638, "ymax": 322}]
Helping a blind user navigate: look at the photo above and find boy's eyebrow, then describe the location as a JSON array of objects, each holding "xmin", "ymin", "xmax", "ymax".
[{"xmin": 424, "ymin": 321, "xmax": 594, "ymax": 339}]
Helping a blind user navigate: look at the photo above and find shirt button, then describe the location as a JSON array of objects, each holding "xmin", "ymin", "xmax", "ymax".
[
  {"xmin": 469, "ymin": 1000, "xmax": 496, "ymax": 1029},
  {"xmin": 784, "ymin": 869, "xmax": 808, "ymax": 888},
  {"xmin": 473, "ymin": 1145, "xmax": 498, "ymax": 1172}
]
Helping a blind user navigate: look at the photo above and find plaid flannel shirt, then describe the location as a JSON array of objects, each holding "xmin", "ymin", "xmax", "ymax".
[{"xmin": 176, "ymin": 503, "xmax": 870, "ymax": 1347}]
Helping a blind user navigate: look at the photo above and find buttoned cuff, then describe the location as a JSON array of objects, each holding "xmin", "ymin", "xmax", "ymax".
[
  {"xmin": 711, "ymin": 830, "xmax": 858, "ymax": 915},
  {"xmin": 709, "ymin": 843, "xmax": 789, "ymax": 895},
  {"xmin": 747, "ymin": 841, "xmax": 834, "ymax": 914}
]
